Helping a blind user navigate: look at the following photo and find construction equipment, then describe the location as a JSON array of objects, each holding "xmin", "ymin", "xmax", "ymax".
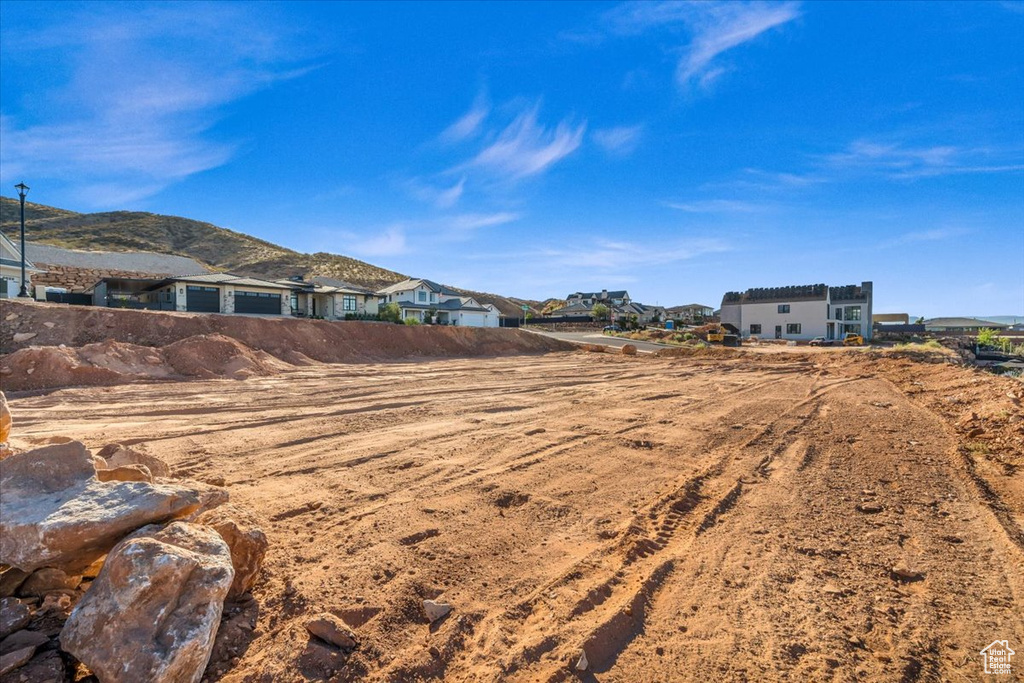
[
  {"xmin": 708, "ymin": 324, "xmax": 741, "ymax": 346},
  {"xmin": 843, "ymin": 332, "xmax": 864, "ymax": 346}
]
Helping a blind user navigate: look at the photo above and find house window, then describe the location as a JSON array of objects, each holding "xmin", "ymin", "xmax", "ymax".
[
  {"xmin": 845, "ymin": 306, "xmax": 861, "ymax": 321},
  {"xmin": 418, "ymin": 290, "xmax": 427, "ymax": 302},
  {"xmin": 749, "ymin": 324, "xmax": 762, "ymax": 335},
  {"xmin": 834, "ymin": 307, "xmax": 842, "ymax": 320},
  {"xmin": 778, "ymin": 304, "xmax": 791, "ymax": 314},
  {"xmin": 342, "ymin": 295, "xmax": 357, "ymax": 311},
  {"xmin": 786, "ymin": 323, "xmax": 801, "ymax": 334}
]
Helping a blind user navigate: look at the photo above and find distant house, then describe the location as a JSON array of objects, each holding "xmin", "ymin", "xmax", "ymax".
[
  {"xmin": 546, "ymin": 289, "xmax": 664, "ymax": 324},
  {"xmin": 278, "ymin": 276, "xmax": 378, "ymax": 318},
  {"xmin": 923, "ymin": 317, "xmax": 1009, "ymax": 333},
  {"xmin": 377, "ymin": 278, "xmax": 500, "ymax": 327},
  {"xmin": 721, "ymin": 281, "xmax": 874, "ymax": 341},
  {"xmin": 89, "ymin": 273, "xmax": 295, "ymax": 315},
  {"xmin": 667, "ymin": 303, "xmax": 715, "ymax": 324},
  {"xmin": 0, "ymin": 232, "xmax": 42, "ymax": 297}
]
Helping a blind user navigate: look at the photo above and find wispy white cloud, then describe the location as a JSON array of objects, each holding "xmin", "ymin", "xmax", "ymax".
[
  {"xmin": 440, "ymin": 92, "xmax": 490, "ymax": 143},
  {"xmin": 593, "ymin": 125, "xmax": 644, "ymax": 155},
  {"xmin": 823, "ymin": 139, "xmax": 1024, "ymax": 179},
  {"xmin": 406, "ymin": 176, "xmax": 466, "ymax": 208},
  {"xmin": 603, "ymin": 1, "xmax": 800, "ymax": 89},
  {"xmin": 459, "ymin": 104, "xmax": 586, "ymax": 180},
  {"xmin": 665, "ymin": 198, "xmax": 765, "ymax": 213},
  {"xmin": 536, "ymin": 236, "xmax": 731, "ymax": 270},
  {"xmin": 881, "ymin": 227, "xmax": 970, "ymax": 248},
  {"xmin": 447, "ymin": 212, "xmax": 520, "ymax": 230},
  {"xmin": 355, "ymin": 226, "xmax": 409, "ymax": 257},
  {"xmin": 0, "ymin": 4, "xmax": 315, "ymax": 206},
  {"xmin": 347, "ymin": 211, "xmax": 520, "ymax": 259}
]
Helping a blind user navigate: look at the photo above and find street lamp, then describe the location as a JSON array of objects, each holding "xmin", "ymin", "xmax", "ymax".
[{"xmin": 15, "ymin": 183, "xmax": 30, "ymax": 297}]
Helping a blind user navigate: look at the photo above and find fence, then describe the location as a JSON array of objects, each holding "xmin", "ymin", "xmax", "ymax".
[{"xmin": 45, "ymin": 291, "xmax": 93, "ymax": 306}]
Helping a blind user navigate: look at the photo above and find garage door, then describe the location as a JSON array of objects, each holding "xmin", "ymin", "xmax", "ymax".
[
  {"xmin": 235, "ymin": 290, "xmax": 281, "ymax": 315},
  {"xmin": 186, "ymin": 285, "xmax": 220, "ymax": 312}
]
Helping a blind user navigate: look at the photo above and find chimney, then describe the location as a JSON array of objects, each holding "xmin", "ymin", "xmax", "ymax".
[{"xmin": 601, "ymin": 289, "xmax": 608, "ymax": 300}]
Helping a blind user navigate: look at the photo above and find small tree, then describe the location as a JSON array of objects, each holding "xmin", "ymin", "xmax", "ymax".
[
  {"xmin": 592, "ymin": 303, "xmax": 610, "ymax": 321},
  {"xmin": 404, "ymin": 316, "xmax": 421, "ymax": 326},
  {"xmin": 380, "ymin": 302, "xmax": 402, "ymax": 323},
  {"xmin": 525, "ymin": 311, "xmax": 535, "ymax": 320},
  {"xmin": 976, "ymin": 327, "xmax": 999, "ymax": 348}
]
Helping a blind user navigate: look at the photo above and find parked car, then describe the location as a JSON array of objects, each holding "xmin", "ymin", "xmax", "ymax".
[
  {"xmin": 809, "ymin": 337, "xmax": 833, "ymax": 347},
  {"xmin": 603, "ymin": 324, "xmax": 622, "ymax": 332}
]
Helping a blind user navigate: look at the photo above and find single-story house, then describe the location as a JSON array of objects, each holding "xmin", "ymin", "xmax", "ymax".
[
  {"xmin": 721, "ymin": 281, "xmax": 874, "ymax": 341},
  {"xmin": 88, "ymin": 273, "xmax": 295, "ymax": 315},
  {"xmin": 276, "ymin": 276, "xmax": 379, "ymax": 319},
  {"xmin": 377, "ymin": 278, "xmax": 500, "ymax": 327},
  {"xmin": 0, "ymin": 232, "xmax": 42, "ymax": 298},
  {"xmin": 872, "ymin": 313, "xmax": 910, "ymax": 325},
  {"xmin": 923, "ymin": 317, "xmax": 1009, "ymax": 333}
]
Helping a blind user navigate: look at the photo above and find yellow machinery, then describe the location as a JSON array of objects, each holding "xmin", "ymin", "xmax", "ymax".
[{"xmin": 843, "ymin": 333, "xmax": 864, "ymax": 346}]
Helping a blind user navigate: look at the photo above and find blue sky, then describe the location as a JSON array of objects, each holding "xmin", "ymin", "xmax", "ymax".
[{"xmin": 1, "ymin": 1, "xmax": 1022, "ymax": 316}]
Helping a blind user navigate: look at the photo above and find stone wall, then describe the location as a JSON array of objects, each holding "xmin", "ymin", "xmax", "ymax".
[{"xmin": 32, "ymin": 264, "xmax": 173, "ymax": 292}]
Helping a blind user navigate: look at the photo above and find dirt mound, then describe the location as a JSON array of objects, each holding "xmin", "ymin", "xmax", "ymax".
[
  {"xmin": 163, "ymin": 334, "xmax": 294, "ymax": 379},
  {"xmin": 1, "ymin": 301, "xmax": 573, "ymax": 364},
  {"xmin": 0, "ymin": 346, "xmax": 124, "ymax": 391},
  {"xmin": 1, "ymin": 335, "xmax": 297, "ymax": 391}
]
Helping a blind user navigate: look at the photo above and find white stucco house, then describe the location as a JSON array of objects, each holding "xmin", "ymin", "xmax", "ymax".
[
  {"xmin": 720, "ymin": 281, "xmax": 873, "ymax": 341},
  {"xmin": 0, "ymin": 232, "xmax": 42, "ymax": 298},
  {"xmin": 377, "ymin": 278, "xmax": 500, "ymax": 327}
]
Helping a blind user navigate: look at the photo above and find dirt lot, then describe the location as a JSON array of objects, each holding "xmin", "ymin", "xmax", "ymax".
[{"xmin": 6, "ymin": 347, "xmax": 1023, "ymax": 682}]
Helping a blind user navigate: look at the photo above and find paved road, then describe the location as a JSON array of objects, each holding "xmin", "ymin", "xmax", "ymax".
[{"xmin": 522, "ymin": 328, "xmax": 672, "ymax": 354}]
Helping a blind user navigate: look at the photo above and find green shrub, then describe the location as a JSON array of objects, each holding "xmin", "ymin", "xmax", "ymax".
[
  {"xmin": 404, "ymin": 317, "xmax": 421, "ymax": 326},
  {"xmin": 379, "ymin": 302, "xmax": 401, "ymax": 323}
]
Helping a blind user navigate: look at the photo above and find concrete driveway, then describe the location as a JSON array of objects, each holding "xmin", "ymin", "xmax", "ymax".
[{"xmin": 522, "ymin": 328, "xmax": 672, "ymax": 354}]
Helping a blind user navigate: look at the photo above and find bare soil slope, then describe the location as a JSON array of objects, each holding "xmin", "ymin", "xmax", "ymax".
[
  {"xmin": 7, "ymin": 349, "xmax": 1021, "ymax": 682},
  {"xmin": 1, "ymin": 301, "xmax": 572, "ymax": 391}
]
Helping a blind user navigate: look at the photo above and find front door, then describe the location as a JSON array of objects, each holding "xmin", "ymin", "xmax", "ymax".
[{"xmin": 775, "ymin": 325, "xmax": 782, "ymax": 339}]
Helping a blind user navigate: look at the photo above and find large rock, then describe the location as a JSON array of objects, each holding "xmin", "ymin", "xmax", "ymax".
[
  {"xmin": 196, "ymin": 504, "xmax": 268, "ymax": 600},
  {"xmin": 96, "ymin": 443, "xmax": 172, "ymax": 478},
  {"xmin": 17, "ymin": 568, "xmax": 82, "ymax": 598},
  {"xmin": 0, "ymin": 441, "xmax": 227, "ymax": 573},
  {"xmin": 60, "ymin": 522, "xmax": 234, "ymax": 683},
  {"xmin": 0, "ymin": 598, "xmax": 30, "ymax": 640}
]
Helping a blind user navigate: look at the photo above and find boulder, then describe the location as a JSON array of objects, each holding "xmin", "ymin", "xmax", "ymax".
[
  {"xmin": 0, "ymin": 629, "xmax": 49, "ymax": 655},
  {"xmin": 0, "ymin": 568, "xmax": 29, "ymax": 598},
  {"xmin": 0, "ymin": 441, "xmax": 227, "ymax": 573},
  {"xmin": 60, "ymin": 522, "xmax": 234, "ymax": 683},
  {"xmin": 196, "ymin": 504, "xmax": 268, "ymax": 600},
  {"xmin": 0, "ymin": 391, "xmax": 10, "ymax": 443},
  {"xmin": 305, "ymin": 613, "xmax": 359, "ymax": 650},
  {"xmin": 0, "ymin": 598, "xmax": 30, "ymax": 640},
  {"xmin": 97, "ymin": 464, "xmax": 153, "ymax": 483},
  {"xmin": 96, "ymin": 443, "xmax": 172, "ymax": 478},
  {"xmin": 0, "ymin": 645, "xmax": 35, "ymax": 677},
  {"xmin": 620, "ymin": 344, "xmax": 638, "ymax": 356},
  {"xmin": 17, "ymin": 568, "xmax": 82, "ymax": 598}
]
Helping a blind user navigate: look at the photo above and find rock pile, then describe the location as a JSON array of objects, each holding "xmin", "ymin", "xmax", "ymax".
[{"xmin": 0, "ymin": 391, "xmax": 268, "ymax": 682}]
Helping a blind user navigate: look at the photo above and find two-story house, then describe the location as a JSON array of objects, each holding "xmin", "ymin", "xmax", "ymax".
[
  {"xmin": 376, "ymin": 278, "xmax": 500, "ymax": 327},
  {"xmin": 720, "ymin": 281, "xmax": 873, "ymax": 341}
]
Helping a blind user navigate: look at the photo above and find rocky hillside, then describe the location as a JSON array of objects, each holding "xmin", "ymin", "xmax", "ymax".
[{"xmin": 0, "ymin": 197, "xmax": 536, "ymax": 316}]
